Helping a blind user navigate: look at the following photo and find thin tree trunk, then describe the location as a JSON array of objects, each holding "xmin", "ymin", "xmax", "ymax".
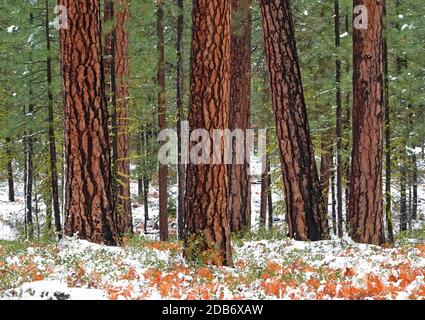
[
  {"xmin": 400, "ymin": 159, "xmax": 407, "ymax": 232},
  {"xmin": 5, "ymin": 138, "xmax": 15, "ymax": 202},
  {"xmin": 228, "ymin": 0, "xmax": 252, "ymax": 233},
  {"xmin": 184, "ymin": 0, "xmax": 233, "ymax": 266},
  {"xmin": 157, "ymin": 0, "xmax": 168, "ymax": 242},
  {"xmin": 349, "ymin": 0, "xmax": 384, "ymax": 245},
  {"xmin": 59, "ymin": 0, "xmax": 119, "ymax": 245},
  {"xmin": 319, "ymin": 137, "xmax": 333, "ymax": 240},
  {"xmin": 260, "ymin": 135, "xmax": 270, "ymax": 227},
  {"xmin": 334, "ymin": 0, "xmax": 344, "ymax": 238},
  {"xmin": 412, "ymin": 150, "xmax": 418, "ymax": 220},
  {"xmin": 113, "ymin": 0, "xmax": 132, "ymax": 235},
  {"xmin": 260, "ymin": 0, "xmax": 323, "ymax": 241},
  {"xmin": 331, "ymin": 158, "xmax": 337, "ymax": 235},
  {"xmin": 176, "ymin": 0, "xmax": 186, "ymax": 241},
  {"xmin": 383, "ymin": 0, "xmax": 394, "ymax": 243},
  {"xmin": 267, "ymin": 170, "xmax": 273, "ymax": 229},
  {"xmin": 44, "ymin": 0, "xmax": 62, "ymax": 238}
]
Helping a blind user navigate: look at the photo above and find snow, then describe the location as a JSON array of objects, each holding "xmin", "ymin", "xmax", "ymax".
[{"xmin": 1, "ymin": 237, "xmax": 425, "ymax": 300}]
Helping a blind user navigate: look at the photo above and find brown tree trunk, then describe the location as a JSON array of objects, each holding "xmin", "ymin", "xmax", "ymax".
[
  {"xmin": 157, "ymin": 0, "xmax": 168, "ymax": 242},
  {"xmin": 228, "ymin": 0, "xmax": 252, "ymax": 233},
  {"xmin": 260, "ymin": 0, "xmax": 323, "ymax": 241},
  {"xmin": 176, "ymin": 0, "xmax": 186, "ymax": 241},
  {"xmin": 349, "ymin": 0, "xmax": 384, "ymax": 245},
  {"xmin": 45, "ymin": 0, "xmax": 62, "ymax": 237},
  {"xmin": 319, "ymin": 137, "xmax": 333, "ymax": 240},
  {"xmin": 5, "ymin": 138, "xmax": 15, "ymax": 202},
  {"xmin": 184, "ymin": 0, "xmax": 233, "ymax": 266},
  {"xmin": 59, "ymin": 0, "xmax": 119, "ymax": 246},
  {"xmin": 113, "ymin": 0, "xmax": 132, "ymax": 235}
]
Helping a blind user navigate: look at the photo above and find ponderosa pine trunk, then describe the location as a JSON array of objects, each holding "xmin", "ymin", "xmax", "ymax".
[
  {"xmin": 184, "ymin": 0, "xmax": 233, "ymax": 266},
  {"xmin": 260, "ymin": 0, "xmax": 323, "ymax": 241},
  {"xmin": 176, "ymin": 0, "xmax": 186, "ymax": 241},
  {"xmin": 157, "ymin": 0, "xmax": 168, "ymax": 242},
  {"xmin": 59, "ymin": 0, "xmax": 119, "ymax": 245},
  {"xmin": 349, "ymin": 0, "xmax": 384, "ymax": 245},
  {"xmin": 228, "ymin": 0, "xmax": 252, "ymax": 233},
  {"xmin": 44, "ymin": 0, "xmax": 62, "ymax": 237}
]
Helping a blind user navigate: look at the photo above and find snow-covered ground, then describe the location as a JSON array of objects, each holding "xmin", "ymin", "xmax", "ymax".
[
  {"xmin": 0, "ymin": 165, "xmax": 424, "ymax": 300},
  {"xmin": 1, "ymin": 237, "xmax": 425, "ymax": 300}
]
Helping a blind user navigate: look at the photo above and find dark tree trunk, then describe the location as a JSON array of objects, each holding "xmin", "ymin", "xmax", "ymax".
[
  {"xmin": 319, "ymin": 137, "xmax": 333, "ymax": 240},
  {"xmin": 400, "ymin": 160, "xmax": 408, "ymax": 232},
  {"xmin": 157, "ymin": 0, "xmax": 168, "ymax": 242},
  {"xmin": 267, "ymin": 171, "xmax": 273, "ymax": 229},
  {"xmin": 228, "ymin": 0, "xmax": 252, "ymax": 233},
  {"xmin": 5, "ymin": 138, "xmax": 15, "ymax": 202},
  {"xmin": 260, "ymin": 135, "xmax": 270, "ymax": 227},
  {"xmin": 383, "ymin": 1, "xmax": 394, "ymax": 243},
  {"xmin": 59, "ymin": 0, "xmax": 119, "ymax": 245},
  {"xmin": 412, "ymin": 150, "xmax": 418, "ymax": 220},
  {"xmin": 349, "ymin": 0, "xmax": 384, "ymax": 245},
  {"xmin": 331, "ymin": 158, "xmax": 337, "ymax": 235},
  {"xmin": 25, "ymin": 126, "xmax": 34, "ymax": 241},
  {"xmin": 260, "ymin": 0, "xmax": 323, "ymax": 241},
  {"xmin": 184, "ymin": 0, "xmax": 233, "ymax": 266},
  {"xmin": 176, "ymin": 0, "xmax": 186, "ymax": 241},
  {"xmin": 335, "ymin": 0, "xmax": 343, "ymax": 238},
  {"xmin": 44, "ymin": 0, "xmax": 62, "ymax": 238}
]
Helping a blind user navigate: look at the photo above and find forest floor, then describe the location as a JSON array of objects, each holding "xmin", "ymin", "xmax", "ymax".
[{"xmin": 0, "ymin": 179, "xmax": 425, "ymax": 300}]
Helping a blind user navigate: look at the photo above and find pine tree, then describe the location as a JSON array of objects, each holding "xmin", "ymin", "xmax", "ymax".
[
  {"xmin": 260, "ymin": 0, "xmax": 323, "ymax": 241},
  {"xmin": 184, "ymin": 0, "xmax": 233, "ymax": 266},
  {"xmin": 349, "ymin": 0, "xmax": 384, "ymax": 245},
  {"xmin": 59, "ymin": 0, "xmax": 119, "ymax": 245}
]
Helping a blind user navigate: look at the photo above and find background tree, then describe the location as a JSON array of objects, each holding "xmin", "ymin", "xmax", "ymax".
[
  {"xmin": 349, "ymin": 0, "xmax": 384, "ymax": 245},
  {"xmin": 261, "ymin": 0, "xmax": 324, "ymax": 241}
]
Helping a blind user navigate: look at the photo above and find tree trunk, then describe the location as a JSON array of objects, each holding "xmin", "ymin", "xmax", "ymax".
[
  {"xmin": 228, "ymin": 0, "xmax": 252, "ymax": 233},
  {"xmin": 157, "ymin": 0, "xmax": 168, "ymax": 242},
  {"xmin": 260, "ymin": 135, "xmax": 270, "ymax": 227},
  {"xmin": 349, "ymin": 0, "xmax": 384, "ymax": 245},
  {"xmin": 267, "ymin": 170, "xmax": 273, "ymax": 229},
  {"xmin": 400, "ymin": 159, "xmax": 407, "ymax": 232},
  {"xmin": 319, "ymin": 137, "xmax": 333, "ymax": 240},
  {"xmin": 383, "ymin": 1, "xmax": 394, "ymax": 243},
  {"xmin": 412, "ymin": 150, "xmax": 418, "ymax": 220},
  {"xmin": 184, "ymin": 0, "xmax": 233, "ymax": 266},
  {"xmin": 25, "ymin": 125, "xmax": 34, "ymax": 241},
  {"xmin": 59, "ymin": 0, "xmax": 119, "ymax": 246},
  {"xmin": 176, "ymin": 0, "xmax": 186, "ymax": 241},
  {"xmin": 113, "ymin": 0, "xmax": 132, "ymax": 235},
  {"xmin": 331, "ymin": 158, "xmax": 337, "ymax": 235},
  {"xmin": 44, "ymin": 0, "xmax": 62, "ymax": 238},
  {"xmin": 334, "ymin": 0, "xmax": 343, "ymax": 238},
  {"xmin": 260, "ymin": 0, "xmax": 323, "ymax": 241},
  {"xmin": 5, "ymin": 138, "xmax": 15, "ymax": 202}
]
